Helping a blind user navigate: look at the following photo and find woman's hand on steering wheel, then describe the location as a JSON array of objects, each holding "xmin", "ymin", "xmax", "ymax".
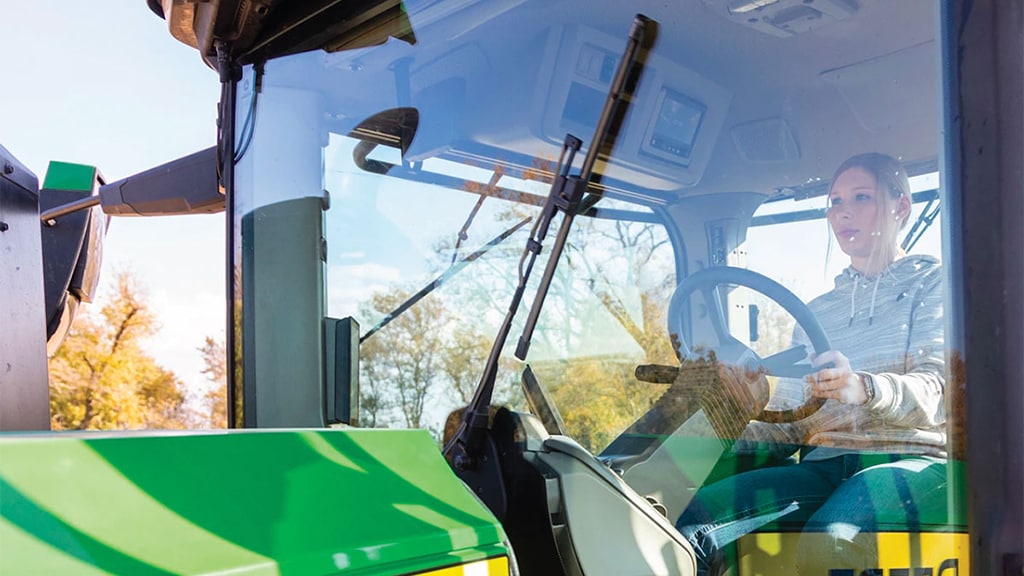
[{"xmin": 805, "ymin": 350, "xmax": 869, "ymax": 405}]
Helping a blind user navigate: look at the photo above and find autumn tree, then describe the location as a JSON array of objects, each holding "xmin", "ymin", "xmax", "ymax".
[
  {"xmin": 199, "ymin": 336, "xmax": 228, "ymax": 428},
  {"xmin": 427, "ymin": 194, "xmax": 677, "ymax": 451},
  {"xmin": 358, "ymin": 288, "xmax": 449, "ymax": 429},
  {"xmin": 564, "ymin": 217, "xmax": 676, "ymax": 363},
  {"xmin": 512, "ymin": 216, "xmax": 677, "ymax": 452},
  {"xmin": 352, "ymin": 165, "xmax": 675, "ymax": 448},
  {"xmin": 49, "ymin": 270, "xmax": 192, "ymax": 430},
  {"xmin": 356, "ymin": 279, "xmax": 522, "ymax": 437},
  {"xmin": 442, "ymin": 327, "xmax": 494, "ymax": 405}
]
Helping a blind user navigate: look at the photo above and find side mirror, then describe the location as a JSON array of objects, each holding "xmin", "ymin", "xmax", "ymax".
[
  {"xmin": 39, "ymin": 146, "xmax": 223, "ymax": 352},
  {"xmin": 39, "ymin": 162, "xmax": 107, "ymax": 354}
]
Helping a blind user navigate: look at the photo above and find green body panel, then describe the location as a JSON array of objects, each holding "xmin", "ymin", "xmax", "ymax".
[
  {"xmin": 42, "ymin": 161, "xmax": 99, "ymax": 191},
  {"xmin": 0, "ymin": 429, "xmax": 508, "ymax": 575}
]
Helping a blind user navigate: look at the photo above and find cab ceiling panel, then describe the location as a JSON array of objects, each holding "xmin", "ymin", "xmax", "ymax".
[{"xmin": 154, "ymin": 0, "xmax": 939, "ymax": 197}]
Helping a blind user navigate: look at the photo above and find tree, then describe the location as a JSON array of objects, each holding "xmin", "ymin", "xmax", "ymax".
[
  {"xmin": 537, "ymin": 357, "xmax": 666, "ymax": 452},
  {"xmin": 358, "ymin": 288, "xmax": 449, "ymax": 429},
  {"xmin": 351, "ymin": 164, "xmax": 677, "ymax": 447},
  {"xmin": 48, "ymin": 270, "xmax": 192, "ymax": 430},
  {"xmin": 357, "ymin": 282, "xmax": 521, "ymax": 437},
  {"xmin": 431, "ymin": 199, "xmax": 678, "ymax": 451},
  {"xmin": 441, "ymin": 327, "xmax": 493, "ymax": 405},
  {"xmin": 519, "ymin": 217, "xmax": 676, "ymax": 452},
  {"xmin": 199, "ymin": 336, "xmax": 228, "ymax": 428},
  {"xmin": 565, "ymin": 217, "xmax": 676, "ymax": 364}
]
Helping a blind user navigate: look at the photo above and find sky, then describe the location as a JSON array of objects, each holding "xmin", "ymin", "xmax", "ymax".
[{"xmin": 1, "ymin": 2, "xmax": 226, "ymax": 402}]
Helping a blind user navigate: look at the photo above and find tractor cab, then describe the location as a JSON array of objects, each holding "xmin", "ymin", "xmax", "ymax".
[
  {"xmin": 8, "ymin": 0, "xmax": 1019, "ymax": 573},
  {"xmin": 214, "ymin": 0, "xmax": 964, "ymax": 573}
]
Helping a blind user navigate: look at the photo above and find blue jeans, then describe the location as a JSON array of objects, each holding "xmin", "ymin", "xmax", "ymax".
[{"xmin": 676, "ymin": 453, "xmax": 949, "ymax": 575}]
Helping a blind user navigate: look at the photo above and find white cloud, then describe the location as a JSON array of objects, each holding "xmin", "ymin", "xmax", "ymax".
[{"xmin": 326, "ymin": 263, "xmax": 403, "ymax": 318}]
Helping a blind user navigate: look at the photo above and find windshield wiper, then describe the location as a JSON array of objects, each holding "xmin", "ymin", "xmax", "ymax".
[
  {"xmin": 360, "ymin": 216, "xmax": 532, "ymax": 343},
  {"xmin": 444, "ymin": 13, "xmax": 653, "ymax": 471},
  {"xmin": 901, "ymin": 192, "xmax": 940, "ymax": 252}
]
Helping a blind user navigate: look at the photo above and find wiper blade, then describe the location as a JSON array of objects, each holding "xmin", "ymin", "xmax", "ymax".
[
  {"xmin": 445, "ymin": 13, "xmax": 653, "ymax": 471},
  {"xmin": 360, "ymin": 216, "xmax": 532, "ymax": 343}
]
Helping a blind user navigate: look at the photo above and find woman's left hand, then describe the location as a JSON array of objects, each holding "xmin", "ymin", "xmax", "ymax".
[{"xmin": 804, "ymin": 350, "xmax": 869, "ymax": 405}]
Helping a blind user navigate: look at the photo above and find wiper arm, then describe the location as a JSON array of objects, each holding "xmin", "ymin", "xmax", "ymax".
[
  {"xmin": 445, "ymin": 13, "xmax": 652, "ymax": 470},
  {"xmin": 901, "ymin": 194, "xmax": 940, "ymax": 252},
  {"xmin": 360, "ymin": 216, "xmax": 532, "ymax": 343},
  {"xmin": 516, "ymin": 14, "xmax": 651, "ymax": 360},
  {"xmin": 451, "ymin": 167, "xmax": 504, "ymax": 264}
]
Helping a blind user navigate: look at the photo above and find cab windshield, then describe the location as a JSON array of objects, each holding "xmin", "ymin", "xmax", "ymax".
[{"xmin": 234, "ymin": 0, "xmax": 960, "ymax": 573}]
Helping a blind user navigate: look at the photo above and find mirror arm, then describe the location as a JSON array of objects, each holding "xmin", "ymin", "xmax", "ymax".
[{"xmin": 40, "ymin": 147, "xmax": 222, "ymax": 223}]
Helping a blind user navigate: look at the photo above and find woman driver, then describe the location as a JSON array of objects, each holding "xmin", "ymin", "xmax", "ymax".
[{"xmin": 676, "ymin": 153, "xmax": 947, "ymax": 575}]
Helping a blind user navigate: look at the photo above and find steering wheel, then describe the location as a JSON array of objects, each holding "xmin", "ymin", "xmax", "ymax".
[{"xmin": 667, "ymin": 266, "xmax": 831, "ymax": 423}]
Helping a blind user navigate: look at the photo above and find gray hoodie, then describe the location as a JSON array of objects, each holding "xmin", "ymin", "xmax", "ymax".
[{"xmin": 744, "ymin": 255, "xmax": 947, "ymax": 458}]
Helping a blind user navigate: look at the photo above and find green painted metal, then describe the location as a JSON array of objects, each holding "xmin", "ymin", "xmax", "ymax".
[
  {"xmin": 0, "ymin": 429, "xmax": 508, "ymax": 575},
  {"xmin": 42, "ymin": 161, "xmax": 98, "ymax": 191}
]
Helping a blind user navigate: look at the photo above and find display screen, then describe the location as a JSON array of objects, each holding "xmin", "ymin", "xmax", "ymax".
[{"xmin": 645, "ymin": 89, "xmax": 706, "ymax": 163}]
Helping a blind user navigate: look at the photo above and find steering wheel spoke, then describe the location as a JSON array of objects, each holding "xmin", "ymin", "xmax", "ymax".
[
  {"xmin": 700, "ymin": 285, "xmax": 731, "ymax": 344},
  {"xmin": 755, "ymin": 345, "xmax": 812, "ymax": 377}
]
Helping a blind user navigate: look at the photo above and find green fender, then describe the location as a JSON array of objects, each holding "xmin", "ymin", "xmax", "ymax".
[{"xmin": 0, "ymin": 429, "xmax": 509, "ymax": 575}]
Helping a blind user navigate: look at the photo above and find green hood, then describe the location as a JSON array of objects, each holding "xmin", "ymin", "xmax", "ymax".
[{"xmin": 0, "ymin": 429, "xmax": 508, "ymax": 575}]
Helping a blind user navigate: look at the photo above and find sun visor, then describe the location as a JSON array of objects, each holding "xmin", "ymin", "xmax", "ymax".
[{"xmin": 821, "ymin": 41, "xmax": 938, "ymax": 137}]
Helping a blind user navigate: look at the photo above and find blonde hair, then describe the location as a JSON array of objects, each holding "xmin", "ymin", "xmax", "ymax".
[{"xmin": 829, "ymin": 152, "xmax": 911, "ymax": 274}]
